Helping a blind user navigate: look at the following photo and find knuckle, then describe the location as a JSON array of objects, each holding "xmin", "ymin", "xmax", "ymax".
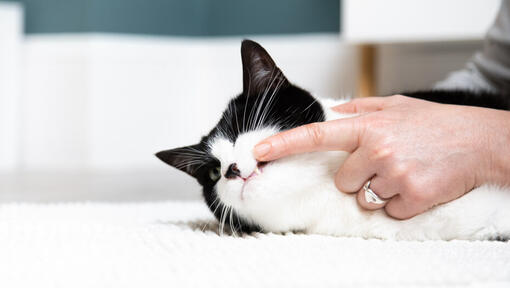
[
  {"xmin": 305, "ymin": 123, "xmax": 325, "ymax": 147},
  {"xmin": 281, "ymin": 134, "xmax": 294, "ymax": 151},
  {"xmin": 368, "ymin": 143, "xmax": 395, "ymax": 162},
  {"xmin": 273, "ymin": 133, "xmax": 286, "ymax": 147},
  {"xmin": 348, "ymin": 99, "xmax": 364, "ymax": 113},
  {"xmin": 272, "ymin": 133, "xmax": 291, "ymax": 154},
  {"xmin": 375, "ymin": 147, "xmax": 394, "ymax": 161},
  {"xmin": 389, "ymin": 94, "xmax": 408, "ymax": 103}
]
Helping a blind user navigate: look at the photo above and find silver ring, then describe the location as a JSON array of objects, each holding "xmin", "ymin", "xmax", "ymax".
[{"xmin": 363, "ymin": 180, "xmax": 387, "ymax": 205}]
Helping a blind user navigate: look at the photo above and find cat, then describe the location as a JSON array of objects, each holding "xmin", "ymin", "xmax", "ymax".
[{"xmin": 156, "ymin": 40, "xmax": 510, "ymax": 241}]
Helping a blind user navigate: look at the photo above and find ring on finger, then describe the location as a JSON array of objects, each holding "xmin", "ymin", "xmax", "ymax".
[{"xmin": 363, "ymin": 180, "xmax": 387, "ymax": 205}]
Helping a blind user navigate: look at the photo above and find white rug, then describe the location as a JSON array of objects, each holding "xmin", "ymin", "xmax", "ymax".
[{"xmin": 0, "ymin": 201, "xmax": 509, "ymax": 288}]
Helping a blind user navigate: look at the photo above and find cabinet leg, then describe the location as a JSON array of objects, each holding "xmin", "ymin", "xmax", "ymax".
[{"xmin": 358, "ymin": 44, "xmax": 377, "ymax": 97}]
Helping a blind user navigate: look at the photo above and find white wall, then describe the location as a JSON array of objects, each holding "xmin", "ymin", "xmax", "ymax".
[
  {"xmin": 0, "ymin": 2, "xmax": 22, "ymax": 172},
  {"xmin": 22, "ymin": 38, "xmax": 90, "ymax": 170},
  {"xmin": 343, "ymin": 0, "xmax": 500, "ymax": 43},
  {"xmin": 20, "ymin": 34, "xmax": 356, "ymax": 172}
]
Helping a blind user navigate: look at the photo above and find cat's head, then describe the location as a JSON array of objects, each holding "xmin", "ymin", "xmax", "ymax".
[{"xmin": 156, "ymin": 40, "xmax": 329, "ymax": 233}]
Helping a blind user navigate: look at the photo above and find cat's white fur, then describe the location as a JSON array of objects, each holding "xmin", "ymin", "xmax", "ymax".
[{"xmin": 209, "ymin": 98, "xmax": 510, "ymax": 240}]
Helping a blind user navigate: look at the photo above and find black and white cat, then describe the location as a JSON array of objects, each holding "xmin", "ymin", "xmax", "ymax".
[{"xmin": 156, "ymin": 40, "xmax": 510, "ymax": 240}]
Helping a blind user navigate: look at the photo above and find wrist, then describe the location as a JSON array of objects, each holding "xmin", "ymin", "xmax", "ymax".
[{"xmin": 479, "ymin": 109, "xmax": 510, "ymax": 186}]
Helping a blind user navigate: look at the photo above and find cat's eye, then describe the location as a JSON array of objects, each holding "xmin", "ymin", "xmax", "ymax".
[{"xmin": 209, "ymin": 166, "xmax": 221, "ymax": 181}]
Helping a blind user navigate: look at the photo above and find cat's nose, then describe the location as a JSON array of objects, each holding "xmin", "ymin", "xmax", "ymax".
[{"xmin": 225, "ymin": 163, "xmax": 241, "ymax": 179}]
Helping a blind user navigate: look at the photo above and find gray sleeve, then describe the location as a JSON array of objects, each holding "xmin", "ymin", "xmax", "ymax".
[{"xmin": 435, "ymin": 0, "xmax": 510, "ymax": 93}]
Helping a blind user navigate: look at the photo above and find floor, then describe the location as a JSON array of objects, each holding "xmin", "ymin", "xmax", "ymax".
[{"xmin": 0, "ymin": 169, "xmax": 202, "ymax": 202}]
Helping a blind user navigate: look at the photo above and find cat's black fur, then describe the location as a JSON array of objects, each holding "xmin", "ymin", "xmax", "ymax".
[{"xmin": 156, "ymin": 40, "xmax": 509, "ymax": 234}]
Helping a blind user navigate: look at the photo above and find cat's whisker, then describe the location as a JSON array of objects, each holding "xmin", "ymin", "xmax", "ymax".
[
  {"xmin": 234, "ymin": 212, "xmax": 242, "ymax": 236},
  {"xmin": 226, "ymin": 103, "xmax": 236, "ymax": 139},
  {"xmin": 230, "ymin": 102, "xmax": 241, "ymax": 136},
  {"xmin": 229, "ymin": 207, "xmax": 237, "ymax": 237},
  {"xmin": 302, "ymin": 98, "xmax": 318, "ymax": 113},
  {"xmin": 247, "ymin": 81, "xmax": 263, "ymax": 131},
  {"xmin": 259, "ymin": 71, "xmax": 284, "ymax": 129},
  {"xmin": 251, "ymin": 68, "xmax": 278, "ymax": 131},
  {"xmin": 180, "ymin": 146, "xmax": 208, "ymax": 154},
  {"xmin": 242, "ymin": 72, "xmax": 252, "ymax": 133},
  {"xmin": 192, "ymin": 162, "xmax": 208, "ymax": 173},
  {"xmin": 256, "ymin": 74, "xmax": 285, "ymax": 130},
  {"xmin": 224, "ymin": 206, "xmax": 229, "ymax": 236},
  {"xmin": 220, "ymin": 204, "xmax": 229, "ymax": 236},
  {"xmin": 211, "ymin": 197, "xmax": 223, "ymax": 214},
  {"xmin": 227, "ymin": 206, "xmax": 233, "ymax": 236},
  {"xmin": 174, "ymin": 154, "xmax": 206, "ymax": 160},
  {"xmin": 218, "ymin": 205, "xmax": 225, "ymax": 236},
  {"xmin": 247, "ymin": 70, "xmax": 271, "ymax": 131},
  {"xmin": 173, "ymin": 159, "xmax": 206, "ymax": 167},
  {"xmin": 223, "ymin": 206, "xmax": 230, "ymax": 236},
  {"xmin": 202, "ymin": 197, "xmax": 222, "ymax": 233}
]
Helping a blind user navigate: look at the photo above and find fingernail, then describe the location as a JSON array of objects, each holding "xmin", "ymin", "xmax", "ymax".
[{"xmin": 253, "ymin": 143, "xmax": 271, "ymax": 158}]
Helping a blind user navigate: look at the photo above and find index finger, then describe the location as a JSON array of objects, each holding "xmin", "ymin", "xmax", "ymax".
[{"xmin": 253, "ymin": 117, "xmax": 364, "ymax": 161}]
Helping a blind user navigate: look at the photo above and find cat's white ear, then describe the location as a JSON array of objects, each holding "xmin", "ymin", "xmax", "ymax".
[
  {"xmin": 155, "ymin": 144, "xmax": 205, "ymax": 178},
  {"xmin": 241, "ymin": 40, "xmax": 289, "ymax": 97}
]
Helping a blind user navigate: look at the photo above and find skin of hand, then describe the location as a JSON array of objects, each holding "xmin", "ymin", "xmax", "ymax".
[{"xmin": 253, "ymin": 95, "xmax": 510, "ymax": 219}]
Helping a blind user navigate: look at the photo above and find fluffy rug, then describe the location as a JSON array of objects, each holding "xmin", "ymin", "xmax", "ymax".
[{"xmin": 0, "ymin": 201, "xmax": 509, "ymax": 288}]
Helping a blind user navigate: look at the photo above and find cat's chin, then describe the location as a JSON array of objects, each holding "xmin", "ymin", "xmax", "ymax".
[
  {"xmin": 218, "ymin": 179, "xmax": 260, "ymax": 209},
  {"xmin": 217, "ymin": 180, "xmax": 254, "ymax": 210}
]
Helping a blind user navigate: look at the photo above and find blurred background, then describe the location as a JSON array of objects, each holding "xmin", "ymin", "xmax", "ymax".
[{"xmin": 0, "ymin": 0, "xmax": 501, "ymax": 202}]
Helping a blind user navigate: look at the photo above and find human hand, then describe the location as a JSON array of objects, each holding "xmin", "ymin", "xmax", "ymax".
[{"xmin": 253, "ymin": 95, "xmax": 510, "ymax": 219}]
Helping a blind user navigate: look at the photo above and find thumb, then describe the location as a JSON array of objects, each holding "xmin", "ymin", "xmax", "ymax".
[{"xmin": 253, "ymin": 117, "xmax": 364, "ymax": 161}]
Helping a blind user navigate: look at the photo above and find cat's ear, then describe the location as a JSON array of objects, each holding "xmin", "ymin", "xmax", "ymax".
[
  {"xmin": 241, "ymin": 39, "xmax": 289, "ymax": 97},
  {"xmin": 155, "ymin": 144, "xmax": 205, "ymax": 178}
]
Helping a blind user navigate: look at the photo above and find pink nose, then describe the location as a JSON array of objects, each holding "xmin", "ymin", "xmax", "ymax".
[{"xmin": 225, "ymin": 163, "xmax": 241, "ymax": 179}]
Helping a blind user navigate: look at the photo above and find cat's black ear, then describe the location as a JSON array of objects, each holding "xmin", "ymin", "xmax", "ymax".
[
  {"xmin": 155, "ymin": 144, "xmax": 205, "ymax": 178},
  {"xmin": 241, "ymin": 39, "xmax": 289, "ymax": 97}
]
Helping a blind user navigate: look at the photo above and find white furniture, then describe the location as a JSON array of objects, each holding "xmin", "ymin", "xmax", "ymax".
[{"xmin": 343, "ymin": 0, "xmax": 501, "ymax": 96}]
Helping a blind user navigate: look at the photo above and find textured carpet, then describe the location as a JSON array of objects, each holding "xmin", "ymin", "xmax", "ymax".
[{"xmin": 0, "ymin": 201, "xmax": 509, "ymax": 288}]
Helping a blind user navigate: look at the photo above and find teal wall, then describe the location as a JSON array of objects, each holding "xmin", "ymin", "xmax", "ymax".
[{"xmin": 3, "ymin": 0, "xmax": 340, "ymax": 36}]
